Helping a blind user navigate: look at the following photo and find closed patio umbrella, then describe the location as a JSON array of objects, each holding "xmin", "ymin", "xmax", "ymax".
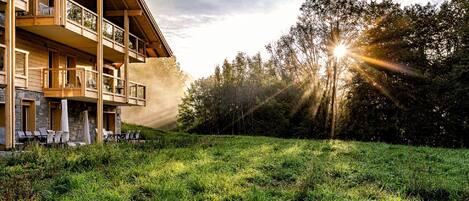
[{"xmin": 61, "ymin": 99, "xmax": 69, "ymax": 133}]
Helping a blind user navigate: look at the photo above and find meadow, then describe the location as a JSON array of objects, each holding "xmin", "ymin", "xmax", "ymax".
[{"xmin": 1, "ymin": 125, "xmax": 468, "ymax": 200}]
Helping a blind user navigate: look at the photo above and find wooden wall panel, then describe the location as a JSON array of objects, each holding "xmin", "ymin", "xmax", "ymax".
[{"xmin": 15, "ymin": 30, "xmax": 99, "ymax": 92}]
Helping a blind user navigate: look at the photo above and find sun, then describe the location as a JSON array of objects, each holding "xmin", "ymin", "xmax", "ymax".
[{"xmin": 334, "ymin": 43, "xmax": 348, "ymax": 59}]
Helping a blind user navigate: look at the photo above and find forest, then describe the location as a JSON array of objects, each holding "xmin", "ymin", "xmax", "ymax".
[{"xmin": 177, "ymin": 0, "xmax": 468, "ymax": 148}]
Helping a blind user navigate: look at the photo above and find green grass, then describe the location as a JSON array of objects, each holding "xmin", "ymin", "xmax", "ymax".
[{"xmin": 1, "ymin": 125, "xmax": 468, "ymax": 200}]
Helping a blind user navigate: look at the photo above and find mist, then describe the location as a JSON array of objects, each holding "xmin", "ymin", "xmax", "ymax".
[{"xmin": 121, "ymin": 57, "xmax": 188, "ymax": 129}]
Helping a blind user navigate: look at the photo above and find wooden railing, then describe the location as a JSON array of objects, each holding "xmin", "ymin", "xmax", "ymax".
[
  {"xmin": 42, "ymin": 68, "xmax": 146, "ymax": 105},
  {"xmin": 129, "ymin": 81, "xmax": 146, "ymax": 100},
  {"xmin": 66, "ymin": 0, "xmax": 97, "ymax": 32},
  {"xmin": 67, "ymin": 0, "xmax": 145, "ymax": 58},
  {"xmin": 103, "ymin": 73, "xmax": 126, "ymax": 96},
  {"xmin": 42, "ymin": 68, "xmax": 86, "ymax": 91},
  {"xmin": 19, "ymin": 0, "xmax": 146, "ymax": 60}
]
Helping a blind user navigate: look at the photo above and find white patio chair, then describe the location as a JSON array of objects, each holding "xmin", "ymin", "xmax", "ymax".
[
  {"xmin": 46, "ymin": 130, "xmax": 55, "ymax": 145},
  {"xmin": 33, "ymin": 131, "xmax": 46, "ymax": 143},
  {"xmin": 103, "ymin": 129, "xmax": 109, "ymax": 141},
  {"xmin": 54, "ymin": 131, "xmax": 63, "ymax": 145}
]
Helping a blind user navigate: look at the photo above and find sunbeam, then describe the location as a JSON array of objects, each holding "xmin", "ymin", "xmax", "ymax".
[
  {"xmin": 221, "ymin": 83, "xmax": 294, "ymax": 133},
  {"xmin": 350, "ymin": 52, "xmax": 421, "ymax": 77},
  {"xmin": 349, "ymin": 60, "xmax": 405, "ymax": 110}
]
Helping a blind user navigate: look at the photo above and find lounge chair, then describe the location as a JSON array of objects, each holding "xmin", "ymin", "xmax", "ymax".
[
  {"xmin": 25, "ymin": 131, "xmax": 35, "ymax": 139},
  {"xmin": 39, "ymin": 128, "xmax": 48, "ymax": 136},
  {"xmin": 17, "ymin": 131, "xmax": 30, "ymax": 142},
  {"xmin": 34, "ymin": 131, "xmax": 47, "ymax": 143},
  {"xmin": 106, "ymin": 131, "xmax": 115, "ymax": 142}
]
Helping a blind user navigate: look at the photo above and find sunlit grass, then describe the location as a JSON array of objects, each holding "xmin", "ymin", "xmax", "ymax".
[{"xmin": 0, "ymin": 125, "xmax": 468, "ymax": 200}]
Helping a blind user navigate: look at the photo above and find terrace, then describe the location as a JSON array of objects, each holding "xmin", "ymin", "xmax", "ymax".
[
  {"xmin": 42, "ymin": 67, "xmax": 146, "ymax": 106},
  {"xmin": 16, "ymin": 0, "xmax": 146, "ymax": 63}
]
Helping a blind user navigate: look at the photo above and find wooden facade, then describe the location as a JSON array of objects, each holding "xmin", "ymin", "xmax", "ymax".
[{"xmin": 0, "ymin": 0, "xmax": 172, "ymax": 149}]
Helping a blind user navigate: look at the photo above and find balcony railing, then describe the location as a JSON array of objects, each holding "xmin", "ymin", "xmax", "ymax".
[
  {"xmin": 129, "ymin": 81, "xmax": 146, "ymax": 100},
  {"xmin": 65, "ymin": 0, "xmax": 145, "ymax": 59},
  {"xmin": 17, "ymin": 0, "xmax": 146, "ymax": 61},
  {"xmin": 42, "ymin": 67, "xmax": 146, "ymax": 105},
  {"xmin": 67, "ymin": 0, "xmax": 96, "ymax": 32}
]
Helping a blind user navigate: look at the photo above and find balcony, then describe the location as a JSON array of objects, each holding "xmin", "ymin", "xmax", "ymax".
[
  {"xmin": 0, "ymin": 0, "xmax": 29, "ymax": 12},
  {"xmin": 42, "ymin": 68, "xmax": 146, "ymax": 106},
  {"xmin": 16, "ymin": 0, "xmax": 146, "ymax": 62}
]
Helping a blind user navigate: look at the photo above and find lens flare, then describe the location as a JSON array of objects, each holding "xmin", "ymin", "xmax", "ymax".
[{"xmin": 334, "ymin": 44, "xmax": 348, "ymax": 59}]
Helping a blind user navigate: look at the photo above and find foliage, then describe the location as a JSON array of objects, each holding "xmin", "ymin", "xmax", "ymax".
[
  {"xmin": 340, "ymin": 0, "xmax": 469, "ymax": 147},
  {"xmin": 177, "ymin": 53, "xmax": 328, "ymax": 138},
  {"xmin": 177, "ymin": 0, "xmax": 469, "ymax": 147},
  {"xmin": 1, "ymin": 125, "xmax": 468, "ymax": 200}
]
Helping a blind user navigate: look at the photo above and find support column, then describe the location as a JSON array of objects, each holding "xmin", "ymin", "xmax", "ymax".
[
  {"xmin": 4, "ymin": 0, "xmax": 16, "ymax": 150},
  {"xmin": 124, "ymin": 10, "xmax": 130, "ymax": 103},
  {"xmin": 96, "ymin": 0, "xmax": 104, "ymax": 143}
]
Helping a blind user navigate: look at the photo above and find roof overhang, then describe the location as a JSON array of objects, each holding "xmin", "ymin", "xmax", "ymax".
[{"xmin": 105, "ymin": 0, "xmax": 173, "ymax": 58}]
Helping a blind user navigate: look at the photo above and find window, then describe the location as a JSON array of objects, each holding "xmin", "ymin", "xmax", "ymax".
[
  {"xmin": 48, "ymin": 50, "xmax": 59, "ymax": 88},
  {"xmin": 38, "ymin": 0, "xmax": 55, "ymax": 16},
  {"xmin": 21, "ymin": 100, "xmax": 36, "ymax": 132},
  {"xmin": 0, "ymin": 103, "xmax": 5, "ymax": 128},
  {"xmin": 0, "ymin": 12, "xmax": 5, "ymax": 27},
  {"xmin": 15, "ymin": 51, "xmax": 27, "ymax": 76},
  {"xmin": 66, "ymin": 56, "xmax": 77, "ymax": 87},
  {"xmin": 0, "ymin": 45, "xmax": 28, "ymax": 75}
]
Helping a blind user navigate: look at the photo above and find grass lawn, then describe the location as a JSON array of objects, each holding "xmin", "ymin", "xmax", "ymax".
[{"xmin": 1, "ymin": 125, "xmax": 468, "ymax": 200}]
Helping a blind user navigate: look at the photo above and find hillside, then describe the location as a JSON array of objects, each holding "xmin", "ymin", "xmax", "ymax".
[{"xmin": 1, "ymin": 127, "xmax": 468, "ymax": 200}]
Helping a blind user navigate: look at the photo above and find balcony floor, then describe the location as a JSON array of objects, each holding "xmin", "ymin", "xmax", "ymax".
[{"xmin": 18, "ymin": 24, "xmax": 127, "ymax": 62}]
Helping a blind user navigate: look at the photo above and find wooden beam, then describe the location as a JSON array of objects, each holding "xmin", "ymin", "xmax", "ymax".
[
  {"xmin": 4, "ymin": 0, "xmax": 15, "ymax": 150},
  {"xmin": 96, "ymin": 0, "xmax": 104, "ymax": 144},
  {"xmin": 124, "ymin": 10, "xmax": 130, "ymax": 103},
  {"xmin": 105, "ymin": 10, "xmax": 142, "ymax": 17},
  {"xmin": 146, "ymin": 48, "xmax": 157, "ymax": 57},
  {"xmin": 148, "ymin": 42, "xmax": 168, "ymax": 57}
]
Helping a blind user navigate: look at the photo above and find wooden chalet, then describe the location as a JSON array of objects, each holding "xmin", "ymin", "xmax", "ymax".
[{"xmin": 0, "ymin": 0, "xmax": 172, "ymax": 149}]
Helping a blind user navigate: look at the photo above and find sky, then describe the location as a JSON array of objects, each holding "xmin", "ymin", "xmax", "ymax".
[{"xmin": 146, "ymin": 0, "xmax": 443, "ymax": 79}]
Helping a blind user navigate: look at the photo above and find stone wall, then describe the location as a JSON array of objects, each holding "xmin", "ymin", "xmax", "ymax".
[
  {"xmin": 0, "ymin": 89, "xmax": 49, "ymax": 131},
  {"xmin": 0, "ymin": 89, "xmax": 121, "ymax": 144}
]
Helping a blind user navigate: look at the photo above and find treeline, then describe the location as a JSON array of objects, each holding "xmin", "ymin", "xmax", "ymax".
[{"xmin": 178, "ymin": 0, "xmax": 468, "ymax": 148}]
